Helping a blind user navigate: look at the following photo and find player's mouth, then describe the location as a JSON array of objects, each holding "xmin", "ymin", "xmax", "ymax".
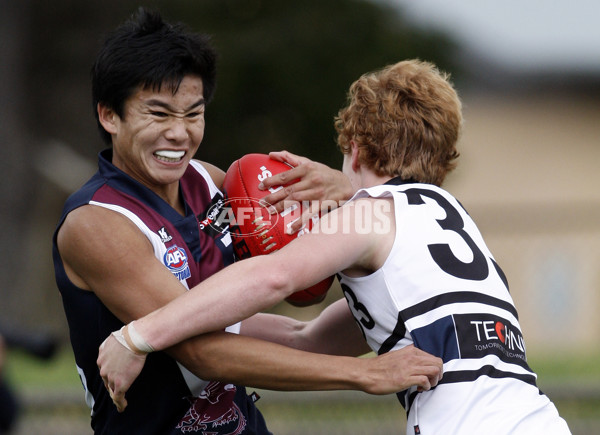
[{"xmin": 154, "ymin": 150, "xmax": 185, "ymax": 163}]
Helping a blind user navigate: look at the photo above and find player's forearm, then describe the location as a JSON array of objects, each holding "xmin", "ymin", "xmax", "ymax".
[
  {"xmin": 171, "ymin": 331, "xmax": 376, "ymax": 393},
  {"xmin": 136, "ymin": 256, "xmax": 294, "ymax": 351}
]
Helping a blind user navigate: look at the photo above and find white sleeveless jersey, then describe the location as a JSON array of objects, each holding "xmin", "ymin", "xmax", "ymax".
[{"xmin": 337, "ymin": 181, "xmax": 570, "ymax": 434}]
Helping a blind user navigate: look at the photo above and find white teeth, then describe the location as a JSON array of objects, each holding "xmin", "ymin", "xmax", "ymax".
[
  {"xmin": 155, "ymin": 150, "xmax": 185, "ymax": 158},
  {"xmin": 154, "ymin": 150, "xmax": 185, "ymax": 162}
]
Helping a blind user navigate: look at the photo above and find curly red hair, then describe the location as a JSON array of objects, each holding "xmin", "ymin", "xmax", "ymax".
[{"xmin": 335, "ymin": 59, "xmax": 462, "ymax": 186}]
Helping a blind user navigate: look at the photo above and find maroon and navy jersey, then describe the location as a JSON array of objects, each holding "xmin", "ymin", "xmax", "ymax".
[{"xmin": 53, "ymin": 149, "xmax": 271, "ymax": 434}]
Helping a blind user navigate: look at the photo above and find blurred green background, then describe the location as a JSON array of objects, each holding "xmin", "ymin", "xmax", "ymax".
[{"xmin": 1, "ymin": 0, "xmax": 599, "ymax": 433}]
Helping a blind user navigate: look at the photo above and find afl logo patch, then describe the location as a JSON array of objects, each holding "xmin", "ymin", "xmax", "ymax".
[{"xmin": 164, "ymin": 245, "xmax": 191, "ymax": 281}]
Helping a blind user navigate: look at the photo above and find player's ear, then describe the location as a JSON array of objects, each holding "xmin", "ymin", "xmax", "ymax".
[
  {"xmin": 350, "ymin": 140, "xmax": 360, "ymax": 172},
  {"xmin": 97, "ymin": 103, "xmax": 118, "ymax": 135}
]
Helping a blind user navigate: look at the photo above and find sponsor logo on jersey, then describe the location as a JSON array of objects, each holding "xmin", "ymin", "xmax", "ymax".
[
  {"xmin": 189, "ymin": 195, "xmax": 235, "ymax": 266},
  {"xmin": 163, "ymin": 245, "xmax": 191, "ymax": 281},
  {"xmin": 455, "ymin": 313, "xmax": 528, "ymax": 365},
  {"xmin": 157, "ymin": 226, "xmax": 173, "ymax": 243},
  {"xmin": 199, "ymin": 197, "xmax": 227, "ymax": 232},
  {"xmin": 411, "ymin": 313, "xmax": 529, "ymax": 369}
]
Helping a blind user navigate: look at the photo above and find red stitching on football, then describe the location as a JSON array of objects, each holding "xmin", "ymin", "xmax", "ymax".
[{"xmin": 222, "ymin": 153, "xmax": 333, "ymax": 307}]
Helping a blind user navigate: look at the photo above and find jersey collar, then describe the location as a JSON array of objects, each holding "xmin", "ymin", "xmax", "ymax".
[{"xmin": 384, "ymin": 176, "xmax": 418, "ymax": 186}]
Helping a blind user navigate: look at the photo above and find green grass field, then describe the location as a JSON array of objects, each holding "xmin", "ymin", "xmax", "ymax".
[{"xmin": 5, "ymin": 347, "xmax": 81, "ymax": 389}]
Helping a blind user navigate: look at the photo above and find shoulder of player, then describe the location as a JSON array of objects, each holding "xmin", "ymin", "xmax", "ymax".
[
  {"xmin": 57, "ymin": 204, "xmax": 157, "ymax": 293},
  {"xmin": 326, "ymin": 196, "xmax": 394, "ymax": 224},
  {"xmin": 58, "ymin": 204, "xmax": 149, "ymax": 254},
  {"xmin": 313, "ymin": 197, "xmax": 394, "ymax": 249},
  {"xmin": 62, "ymin": 203, "xmax": 131, "ymax": 229},
  {"xmin": 194, "ymin": 159, "xmax": 225, "ymax": 189},
  {"xmin": 350, "ymin": 195, "xmax": 393, "ymax": 207}
]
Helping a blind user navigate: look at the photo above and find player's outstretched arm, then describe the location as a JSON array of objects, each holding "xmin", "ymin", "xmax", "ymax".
[
  {"xmin": 175, "ymin": 333, "xmax": 443, "ymax": 396},
  {"xmin": 106, "ymin": 197, "xmax": 388, "ymax": 353},
  {"xmin": 97, "ymin": 298, "xmax": 361, "ymax": 412},
  {"xmin": 98, "ymin": 328, "xmax": 443, "ymax": 412},
  {"xmin": 259, "ymin": 151, "xmax": 353, "ymax": 233},
  {"xmin": 96, "ymin": 197, "xmax": 392, "ymax": 410},
  {"xmin": 237, "ymin": 300, "xmax": 443, "ymax": 393}
]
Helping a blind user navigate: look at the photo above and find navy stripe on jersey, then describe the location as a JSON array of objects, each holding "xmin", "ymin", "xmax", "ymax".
[
  {"xmin": 378, "ymin": 312, "xmax": 407, "ymax": 355},
  {"xmin": 410, "ymin": 316, "xmax": 460, "ymax": 363},
  {"xmin": 398, "ymin": 366, "xmax": 538, "ymax": 415},
  {"xmin": 491, "ymin": 258, "xmax": 510, "ymax": 291},
  {"xmin": 401, "ymin": 291, "xmax": 519, "ymax": 321},
  {"xmin": 438, "ymin": 365, "xmax": 537, "ymax": 387}
]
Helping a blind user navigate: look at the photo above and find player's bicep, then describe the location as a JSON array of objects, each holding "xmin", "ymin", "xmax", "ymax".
[
  {"xmin": 300, "ymin": 299, "xmax": 371, "ymax": 356},
  {"xmin": 239, "ymin": 301, "xmax": 370, "ymax": 357},
  {"xmin": 239, "ymin": 313, "xmax": 305, "ymax": 346},
  {"xmin": 57, "ymin": 205, "xmax": 187, "ymax": 322}
]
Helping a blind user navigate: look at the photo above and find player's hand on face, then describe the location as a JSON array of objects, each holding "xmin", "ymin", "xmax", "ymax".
[
  {"xmin": 258, "ymin": 151, "xmax": 353, "ymax": 234},
  {"xmin": 367, "ymin": 344, "xmax": 443, "ymax": 395},
  {"xmin": 97, "ymin": 333, "xmax": 147, "ymax": 412}
]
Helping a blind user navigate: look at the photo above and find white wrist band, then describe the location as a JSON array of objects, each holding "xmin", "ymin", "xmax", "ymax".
[
  {"xmin": 127, "ymin": 321, "xmax": 155, "ymax": 353},
  {"xmin": 111, "ymin": 327, "xmax": 130, "ymax": 350},
  {"xmin": 111, "ymin": 327, "xmax": 138, "ymax": 354}
]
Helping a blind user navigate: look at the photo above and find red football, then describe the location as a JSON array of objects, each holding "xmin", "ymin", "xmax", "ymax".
[{"xmin": 222, "ymin": 153, "xmax": 334, "ymax": 306}]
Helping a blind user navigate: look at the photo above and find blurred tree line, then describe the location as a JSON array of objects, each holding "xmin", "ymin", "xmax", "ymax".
[{"xmin": 0, "ymin": 0, "xmax": 461, "ymax": 334}]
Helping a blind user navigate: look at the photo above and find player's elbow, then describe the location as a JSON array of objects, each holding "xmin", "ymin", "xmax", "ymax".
[
  {"xmin": 243, "ymin": 252, "xmax": 297, "ymax": 306},
  {"xmin": 254, "ymin": 258, "xmax": 296, "ymax": 303},
  {"xmin": 170, "ymin": 335, "xmax": 231, "ymax": 381}
]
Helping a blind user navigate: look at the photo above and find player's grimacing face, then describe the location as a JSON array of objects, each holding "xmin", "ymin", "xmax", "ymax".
[{"xmin": 110, "ymin": 75, "xmax": 206, "ymax": 190}]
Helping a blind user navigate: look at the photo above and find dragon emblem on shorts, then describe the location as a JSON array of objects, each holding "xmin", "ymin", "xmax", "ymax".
[{"xmin": 176, "ymin": 381, "xmax": 247, "ymax": 434}]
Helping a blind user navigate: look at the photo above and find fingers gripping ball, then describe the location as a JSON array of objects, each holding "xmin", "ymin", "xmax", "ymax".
[{"xmin": 222, "ymin": 153, "xmax": 334, "ymax": 306}]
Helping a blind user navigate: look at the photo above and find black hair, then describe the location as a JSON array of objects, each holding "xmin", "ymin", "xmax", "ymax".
[{"xmin": 91, "ymin": 8, "xmax": 217, "ymax": 144}]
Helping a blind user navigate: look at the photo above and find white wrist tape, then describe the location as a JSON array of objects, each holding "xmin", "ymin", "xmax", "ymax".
[
  {"xmin": 127, "ymin": 321, "xmax": 155, "ymax": 353},
  {"xmin": 110, "ymin": 322, "xmax": 154, "ymax": 355},
  {"xmin": 111, "ymin": 327, "xmax": 131, "ymax": 351}
]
